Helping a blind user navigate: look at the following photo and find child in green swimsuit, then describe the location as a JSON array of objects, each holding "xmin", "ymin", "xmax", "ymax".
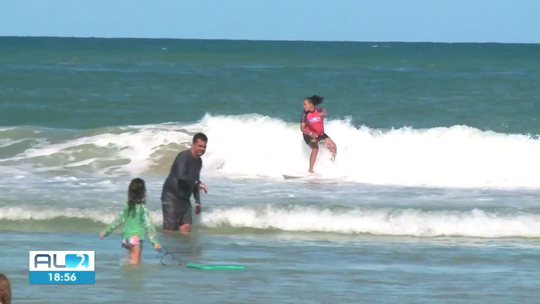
[{"xmin": 99, "ymin": 178, "xmax": 161, "ymax": 264}]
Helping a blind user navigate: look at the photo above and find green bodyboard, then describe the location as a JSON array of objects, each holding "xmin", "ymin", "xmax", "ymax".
[{"xmin": 186, "ymin": 263, "xmax": 244, "ymax": 270}]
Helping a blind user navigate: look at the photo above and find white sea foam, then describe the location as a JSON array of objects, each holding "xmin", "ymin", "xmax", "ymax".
[
  {"xmin": 2, "ymin": 114, "xmax": 540, "ymax": 188},
  {"xmin": 2, "ymin": 205, "xmax": 539, "ymax": 238},
  {"xmin": 201, "ymin": 205, "xmax": 540, "ymax": 238}
]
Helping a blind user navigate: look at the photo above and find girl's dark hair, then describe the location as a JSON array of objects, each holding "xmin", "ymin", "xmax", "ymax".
[
  {"xmin": 0, "ymin": 273, "xmax": 11, "ymax": 304},
  {"xmin": 127, "ymin": 178, "xmax": 146, "ymax": 216},
  {"xmin": 306, "ymin": 95, "xmax": 324, "ymax": 105}
]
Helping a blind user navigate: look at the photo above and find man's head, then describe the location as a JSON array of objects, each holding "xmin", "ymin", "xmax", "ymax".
[{"xmin": 190, "ymin": 133, "xmax": 208, "ymax": 158}]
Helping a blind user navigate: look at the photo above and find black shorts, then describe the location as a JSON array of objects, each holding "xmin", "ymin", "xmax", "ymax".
[
  {"xmin": 303, "ymin": 133, "xmax": 329, "ymax": 146},
  {"xmin": 162, "ymin": 200, "xmax": 192, "ymax": 231}
]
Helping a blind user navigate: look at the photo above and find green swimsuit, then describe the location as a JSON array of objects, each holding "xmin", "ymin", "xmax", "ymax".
[{"xmin": 101, "ymin": 202, "xmax": 158, "ymax": 245}]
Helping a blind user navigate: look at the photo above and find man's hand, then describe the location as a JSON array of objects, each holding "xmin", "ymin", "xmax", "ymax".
[
  {"xmin": 195, "ymin": 203, "xmax": 201, "ymax": 215},
  {"xmin": 198, "ymin": 182, "xmax": 208, "ymax": 194}
]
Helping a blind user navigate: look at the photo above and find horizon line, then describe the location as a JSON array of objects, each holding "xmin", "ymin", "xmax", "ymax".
[{"xmin": 1, "ymin": 35, "xmax": 539, "ymax": 45}]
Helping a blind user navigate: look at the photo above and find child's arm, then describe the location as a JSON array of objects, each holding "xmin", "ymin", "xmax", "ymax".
[
  {"xmin": 142, "ymin": 205, "xmax": 160, "ymax": 249},
  {"xmin": 99, "ymin": 205, "xmax": 127, "ymax": 238}
]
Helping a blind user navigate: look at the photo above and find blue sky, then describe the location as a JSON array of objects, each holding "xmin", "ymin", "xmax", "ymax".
[{"xmin": 1, "ymin": 0, "xmax": 538, "ymax": 43}]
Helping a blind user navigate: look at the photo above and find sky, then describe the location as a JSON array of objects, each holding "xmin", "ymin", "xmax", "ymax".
[{"xmin": 1, "ymin": 0, "xmax": 539, "ymax": 43}]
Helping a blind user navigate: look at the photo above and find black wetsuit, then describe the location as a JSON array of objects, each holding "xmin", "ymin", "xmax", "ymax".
[{"xmin": 161, "ymin": 149, "xmax": 202, "ymax": 230}]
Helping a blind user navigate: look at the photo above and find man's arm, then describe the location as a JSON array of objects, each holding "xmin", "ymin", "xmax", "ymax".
[
  {"xmin": 318, "ymin": 107, "xmax": 327, "ymax": 116},
  {"xmin": 193, "ymin": 181, "xmax": 201, "ymax": 204},
  {"xmin": 193, "ymin": 181, "xmax": 204, "ymax": 215}
]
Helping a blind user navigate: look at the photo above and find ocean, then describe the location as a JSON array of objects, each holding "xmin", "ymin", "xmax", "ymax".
[{"xmin": 1, "ymin": 37, "xmax": 540, "ymax": 303}]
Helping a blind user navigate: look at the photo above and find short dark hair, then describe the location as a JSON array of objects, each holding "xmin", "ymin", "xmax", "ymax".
[{"xmin": 193, "ymin": 133, "xmax": 208, "ymax": 143}]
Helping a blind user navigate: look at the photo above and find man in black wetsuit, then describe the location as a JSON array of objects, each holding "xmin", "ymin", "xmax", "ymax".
[{"xmin": 161, "ymin": 133, "xmax": 208, "ymax": 233}]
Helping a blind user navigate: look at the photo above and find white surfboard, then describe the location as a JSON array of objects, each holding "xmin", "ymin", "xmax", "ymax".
[
  {"xmin": 282, "ymin": 173, "xmax": 338, "ymax": 184},
  {"xmin": 282, "ymin": 174, "xmax": 308, "ymax": 180}
]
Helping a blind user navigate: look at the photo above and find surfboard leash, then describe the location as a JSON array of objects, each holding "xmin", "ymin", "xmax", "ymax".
[{"xmin": 156, "ymin": 247, "xmax": 184, "ymax": 266}]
